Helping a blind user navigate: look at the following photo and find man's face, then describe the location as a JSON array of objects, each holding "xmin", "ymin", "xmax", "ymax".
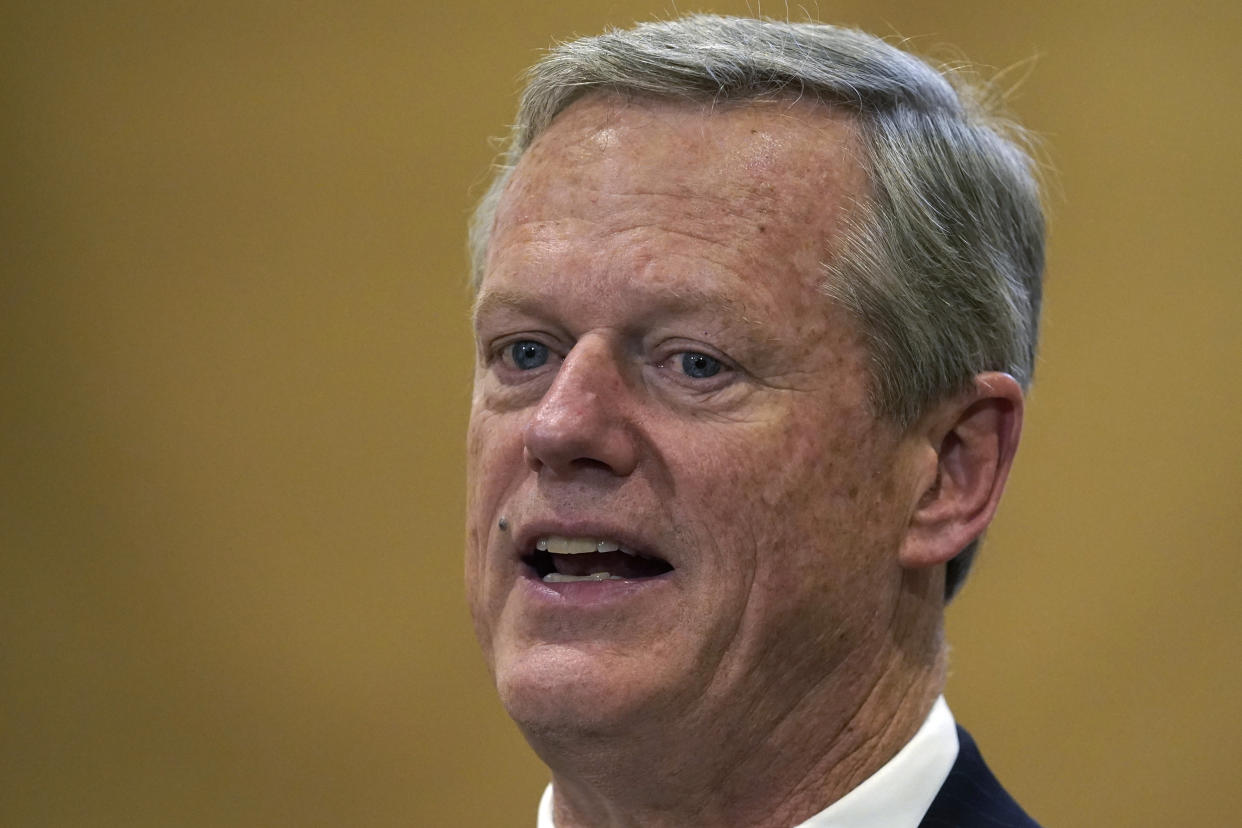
[{"xmin": 466, "ymin": 95, "xmax": 923, "ymax": 743}]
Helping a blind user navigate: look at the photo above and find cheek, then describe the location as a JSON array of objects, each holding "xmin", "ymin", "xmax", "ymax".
[
  {"xmin": 737, "ymin": 410, "xmax": 858, "ymax": 515},
  {"xmin": 464, "ymin": 410, "xmax": 524, "ymax": 612},
  {"xmin": 465, "ymin": 408, "xmax": 523, "ymax": 506},
  {"xmin": 693, "ymin": 407, "xmax": 900, "ymax": 578},
  {"xmin": 659, "ymin": 420, "xmax": 829, "ymax": 581}
]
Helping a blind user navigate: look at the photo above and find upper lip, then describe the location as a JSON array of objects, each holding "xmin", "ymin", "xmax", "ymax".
[{"xmin": 513, "ymin": 519, "xmax": 667, "ymax": 564}]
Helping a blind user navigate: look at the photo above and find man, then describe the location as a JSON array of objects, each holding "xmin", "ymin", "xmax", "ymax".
[{"xmin": 465, "ymin": 15, "xmax": 1043, "ymax": 828}]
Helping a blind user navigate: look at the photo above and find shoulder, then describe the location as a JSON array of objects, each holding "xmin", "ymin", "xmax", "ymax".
[{"xmin": 919, "ymin": 726, "xmax": 1042, "ymax": 828}]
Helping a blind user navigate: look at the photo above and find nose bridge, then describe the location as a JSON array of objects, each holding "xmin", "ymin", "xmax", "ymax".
[
  {"xmin": 522, "ymin": 333, "xmax": 638, "ymax": 476},
  {"xmin": 555, "ymin": 333, "xmax": 625, "ymax": 399}
]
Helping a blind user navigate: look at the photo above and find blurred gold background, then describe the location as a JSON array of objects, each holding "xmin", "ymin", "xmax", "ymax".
[{"xmin": 3, "ymin": 1, "xmax": 1239, "ymax": 825}]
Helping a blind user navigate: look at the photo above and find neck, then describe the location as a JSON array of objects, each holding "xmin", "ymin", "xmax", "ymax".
[{"xmin": 538, "ymin": 576, "xmax": 948, "ymax": 828}]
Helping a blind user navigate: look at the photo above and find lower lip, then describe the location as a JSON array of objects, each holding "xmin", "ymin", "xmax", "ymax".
[{"xmin": 518, "ymin": 570, "xmax": 674, "ymax": 607}]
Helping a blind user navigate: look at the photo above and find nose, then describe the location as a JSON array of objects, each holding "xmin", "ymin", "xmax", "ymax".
[{"xmin": 522, "ymin": 336, "xmax": 639, "ymax": 477}]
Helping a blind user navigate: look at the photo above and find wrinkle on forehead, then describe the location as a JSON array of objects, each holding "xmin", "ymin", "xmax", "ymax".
[
  {"xmin": 473, "ymin": 277, "xmax": 764, "ymax": 341},
  {"xmin": 495, "ymin": 92, "xmax": 870, "ymax": 252}
]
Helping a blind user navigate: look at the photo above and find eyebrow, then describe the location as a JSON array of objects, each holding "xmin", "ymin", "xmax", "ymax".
[
  {"xmin": 471, "ymin": 283, "xmax": 766, "ymax": 337},
  {"xmin": 470, "ymin": 288, "xmax": 533, "ymax": 324}
]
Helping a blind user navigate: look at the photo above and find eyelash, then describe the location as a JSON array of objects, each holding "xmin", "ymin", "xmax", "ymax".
[
  {"xmin": 491, "ymin": 337, "xmax": 561, "ymax": 374},
  {"xmin": 656, "ymin": 350, "xmax": 730, "ymax": 383},
  {"xmin": 486, "ymin": 337, "xmax": 736, "ymax": 388}
]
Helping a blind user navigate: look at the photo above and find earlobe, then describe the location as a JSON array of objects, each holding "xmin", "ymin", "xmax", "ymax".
[{"xmin": 898, "ymin": 372, "xmax": 1024, "ymax": 570}]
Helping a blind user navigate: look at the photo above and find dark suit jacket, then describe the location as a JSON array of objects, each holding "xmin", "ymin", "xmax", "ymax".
[{"xmin": 918, "ymin": 726, "xmax": 1041, "ymax": 827}]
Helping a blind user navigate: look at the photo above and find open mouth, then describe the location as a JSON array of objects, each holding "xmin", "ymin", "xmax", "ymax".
[{"xmin": 523, "ymin": 536, "xmax": 674, "ymax": 583}]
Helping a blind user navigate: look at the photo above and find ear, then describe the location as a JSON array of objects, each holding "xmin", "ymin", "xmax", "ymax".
[{"xmin": 898, "ymin": 372, "xmax": 1025, "ymax": 570}]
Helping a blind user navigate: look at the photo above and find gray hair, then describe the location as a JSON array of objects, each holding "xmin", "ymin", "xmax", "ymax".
[{"xmin": 468, "ymin": 15, "xmax": 1046, "ymax": 600}]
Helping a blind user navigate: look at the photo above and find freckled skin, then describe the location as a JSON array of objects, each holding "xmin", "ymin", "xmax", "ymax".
[{"xmin": 466, "ymin": 94, "xmax": 946, "ymax": 827}]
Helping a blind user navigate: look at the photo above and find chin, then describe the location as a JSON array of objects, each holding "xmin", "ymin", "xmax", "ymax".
[{"xmin": 494, "ymin": 642, "xmax": 666, "ymax": 739}]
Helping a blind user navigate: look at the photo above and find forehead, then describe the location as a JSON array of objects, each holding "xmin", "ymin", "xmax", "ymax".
[{"xmin": 489, "ymin": 92, "xmax": 869, "ymax": 277}]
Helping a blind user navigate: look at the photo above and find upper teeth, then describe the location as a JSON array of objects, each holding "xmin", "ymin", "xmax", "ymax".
[{"xmin": 536, "ymin": 536, "xmax": 636, "ymax": 555}]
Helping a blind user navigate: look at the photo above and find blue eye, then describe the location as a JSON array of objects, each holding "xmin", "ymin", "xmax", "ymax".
[
  {"xmin": 681, "ymin": 352, "xmax": 722, "ymax": 378},
  {"xmin": 509, "ymin": 340, "xmax": 549, "ymax": 370}
]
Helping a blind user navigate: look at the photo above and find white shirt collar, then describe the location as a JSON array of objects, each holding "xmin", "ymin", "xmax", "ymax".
[{"xmin": 536, "ymin": 696, "xmax": 958, "ymax": 828}]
